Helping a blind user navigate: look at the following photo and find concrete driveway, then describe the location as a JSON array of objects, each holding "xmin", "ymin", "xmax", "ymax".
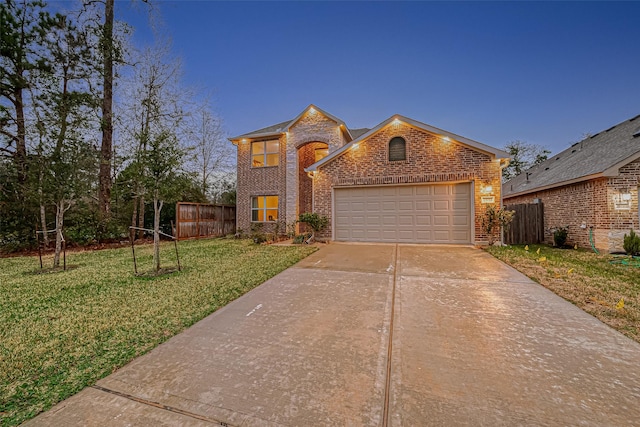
[{"xmin": 26, "ymin": 244, "xmax": 640, "ymax": 426}]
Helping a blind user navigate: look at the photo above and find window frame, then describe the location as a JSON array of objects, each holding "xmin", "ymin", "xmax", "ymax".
[
  {"xmin": 251, "ymin": 139, "xmax": 279, "ymax": 168},
  {"xmin": 251, "ymin": 195, "xmax": 279, "ymax": 222},
  {"xmin": 388, "ymin": 137, "xmax": 407, "ymax": 162}
]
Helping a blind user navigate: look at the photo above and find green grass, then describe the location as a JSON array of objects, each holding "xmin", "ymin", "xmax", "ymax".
[
  {"xmin": 0, "ymin": 238, "xmax": 316, "ymax": 426},
  {"xmin": 486, "ymin": 244, "xmax": 640, "ymax": 342}
]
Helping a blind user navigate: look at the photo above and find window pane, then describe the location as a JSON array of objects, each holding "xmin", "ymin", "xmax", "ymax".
[
  {"xmin": 251, "ymin": 141, "xmax": 264, "ymax": 154},
  {"xmin": 252, "ymin": 155, "xmax": 264, "ymax": 167},
  {"xmin": 266, "ymin": 210, "xmax": 278, "ymax": 221},
  {"xmin": 265, "ymin": 196, "xmax": 278, "ymax": 208},
  {"xmin": 266, "ymin": 153, "xmax": 279, "ymax": 166},
  {"xmin": 251, "ymin": 197, "xmax": 259, "ymax": 209},
  {"xmin": 266, "ymin": 140, "xmax": 279, "ymax": 153},
  {"xmin": 315, "ymin": 148, "xmax": 329, "ymax": 162},
  {"xmin": 252, "ymin": 209, "xmax": 259, "ymax": 221}
]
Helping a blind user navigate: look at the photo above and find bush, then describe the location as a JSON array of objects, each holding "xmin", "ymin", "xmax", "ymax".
[
  {"xmin": 250, "ymin": 223, "xmax": 266, "ymax": 244},
  {"xmin": 297, "ymin": 212, "xmax": 329, "ymax": 243},
  {"xmin": 623, "ymin": 229, "xmax": 640, "ymax": 256},
  {"xmin": 298, "ymin": 213, "xmax": 329, "ymax": 234},
  {"xmin": 553, "ymin": 226, "xmax": 569, "ymax": 247},
  {"xmin": 480, "ymin": 205, "xmax": 515, "ymax": 245}
]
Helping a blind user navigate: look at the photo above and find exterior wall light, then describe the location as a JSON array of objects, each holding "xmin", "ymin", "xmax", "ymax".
[
  {"xmin": 392, "ymin": 118, "xmax": 401, "ymax": 125},
  {"xmin": 442, "ymin": 136, "xmax": 451, "ymax": 143},
  {"xmin": 621, "ymin": 193, "xmax": 632, "ymax": 201},
  {"xmin": 241, "ymin": 138, "xmax": 248, "ymax": 144},
  {"xmin": 309, "ymin": 107, "xmax": 316, "ymax": 114}
]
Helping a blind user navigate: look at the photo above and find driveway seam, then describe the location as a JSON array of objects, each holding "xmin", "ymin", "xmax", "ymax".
[
  {"xmin": 91, "ymin": 385, "xmax": 225, "ymax": 425},
  {"xmin": 382, "ymin": 243, "xmax": 398, "ymax": 427}
]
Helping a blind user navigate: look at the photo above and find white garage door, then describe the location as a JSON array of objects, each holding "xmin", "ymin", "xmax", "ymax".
[{"xmin": 334, "ymin": 183, "xmax": 472, "ymax": 244}]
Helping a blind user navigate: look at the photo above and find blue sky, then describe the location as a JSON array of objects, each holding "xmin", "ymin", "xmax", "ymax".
[{"xmin": 115, "ymin": 1, "xmax": 639, "ymax": 154}]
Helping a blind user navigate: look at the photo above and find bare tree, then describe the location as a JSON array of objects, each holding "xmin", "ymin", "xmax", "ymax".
[
  {"xmin": 188, "ymin": 108, "xmax": 233, "ymax": 200},
  {"xmin": 118, "ymin": 41, "xmax": 187, "ymax": 239}
]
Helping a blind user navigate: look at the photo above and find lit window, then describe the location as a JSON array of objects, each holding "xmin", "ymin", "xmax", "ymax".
[
  {"xmin": 389, "ymin": 137, "xmax": 406, "ymax": 161},
  {"xmin": 314, "ymin": 147, "xmax": 329, "ymax": 162},
  {"xmin": 251, "ymin": 196, "xmax": 278, "ymax": 222},
  {"xmin": 252, "ymin": 140, "xmax": 279, "ymax": 167}
]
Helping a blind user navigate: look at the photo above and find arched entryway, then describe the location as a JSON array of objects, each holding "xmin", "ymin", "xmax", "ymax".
[{"xmin": 297, "ymin": 142, "xmax": 329, "ymax": 218}]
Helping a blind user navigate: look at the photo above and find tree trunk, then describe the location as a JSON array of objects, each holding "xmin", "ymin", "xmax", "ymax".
[
  {"xmin": 138, "ymin": 195, "xmax": 145, "ymax": 240},
  {"xmin": 131, "ymin": 194, "xmax": 138, "ymax": 239},
  {"xmin": 153, "ymin": 196, "xmax": 163, "ymax": 272},
  {"xmin": 53, "ymin": 202, "xmax": 65, "ymax": 267},
  {"xmin": 40, "ymin": 202, "xmax": 49, "ymax": 247},
  {"xmin": 14, "ymin": 86, "xmax": 27, "ymax": 184},
  {"xmin": 98, "ymin": 0, "xmax": 114, "ymax": 220}
]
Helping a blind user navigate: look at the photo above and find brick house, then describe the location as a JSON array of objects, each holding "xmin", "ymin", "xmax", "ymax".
[
  {"xmin": 503, "ymin": 114, "xmax": 640, "ymax": 252},
  {"xmin": 230, "ymin": 105, "xmax": 509, "ymax": 245}
]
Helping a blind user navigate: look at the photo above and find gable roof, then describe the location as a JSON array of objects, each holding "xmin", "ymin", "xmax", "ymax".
[
  {"xmin": 229, "ymin": 104, "xmax": 353, "ymax": 142},
  {"xmin": 306, "ymin": 115, "xmax": 509, "ymax": 172},
  {"xmin": 503, "ymin": 114, "xmax": 640, "ymax": 198}
]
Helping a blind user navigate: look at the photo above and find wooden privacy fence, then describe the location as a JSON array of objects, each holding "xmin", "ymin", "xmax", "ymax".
[
  {"xmin": 175, "ymin": 203, "xmax": 236, "ymax": 240},
  {"xmin": 504, "ymin": 202, "xmax": 545, "ymax": 245}
]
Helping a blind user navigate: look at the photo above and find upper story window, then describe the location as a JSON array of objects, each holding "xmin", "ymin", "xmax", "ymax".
[
  {"xmin": 314, "ymin": 147, "xmax": 329, "ymax": 162},
  {"xmin": 252, "ymin": 140, "xmax": 279, "ymax": 167},
  {"xmin": 388, "ymin": 137, "xmax": 406, "ymax": 161}
]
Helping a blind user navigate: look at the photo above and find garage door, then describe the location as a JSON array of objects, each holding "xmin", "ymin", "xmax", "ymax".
[{"xmin": 334, "ymin": 183, "xmax": 472, "ymax": 244}]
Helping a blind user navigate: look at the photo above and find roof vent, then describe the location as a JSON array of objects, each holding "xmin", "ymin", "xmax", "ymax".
[
  {"xmin": 630, "ymin": 114, "xmax": 640, "ymax": 122},
  {"xmin": 545, "ymin": 167, "xmax": 549, "ymax": 170},
  {"xmin": 571, "ymin": 149, "xmax": 576, "ymax": 153},
  {"xmin": 633, "ymin": 127, "xmax": 640, "ymax": 138},
  {"xmin": 605, "ymin": 125, "xmax": 616, "ymax": 132},
  {"xmin": 555, "ymin": 157, "xmax": 560, "ymax": 160}
]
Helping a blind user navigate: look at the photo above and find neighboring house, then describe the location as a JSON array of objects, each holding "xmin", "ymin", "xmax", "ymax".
[
  {"xmin": 230, "ymin": 105, "xmax": 509, "ymax": 245},
  {"xmin": 503, "ymin": 114, "xmax": 640, "ymax": 253}
]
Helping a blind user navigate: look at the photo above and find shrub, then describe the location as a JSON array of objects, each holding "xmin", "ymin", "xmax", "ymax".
[
  {"xmin": 250, "ymin": 223, "xmax": 266, "ymax": 244},
  {"xmin": 480, "ymin": 205, "xmax": 515, "ymax": 245},
  {"xmin": 623, "ymin": 229, "xmax": 640, "ymax": 256},
  {"xmin": 553, "ymin": 226, "xmax": 569, "ymax": 247},
  {"xmin": 298, "ymin": 213, "xmax": 329, "ymax": 242}
]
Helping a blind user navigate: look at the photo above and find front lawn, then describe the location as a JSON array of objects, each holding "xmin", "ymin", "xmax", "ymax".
[
  {"xmin": 486, "ymin": 244, "xmax": 640, "ymax": 343},
  {"xmin": 0, "ymin": 238, "xmax": 316, "ymax": 426}
]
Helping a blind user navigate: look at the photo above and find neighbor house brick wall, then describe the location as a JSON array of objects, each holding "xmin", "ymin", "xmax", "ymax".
[
  {"xmin": 503, "ymin": 179, "xmax": 609, "ymax": 250},
  {"xmin": 235, "ymin": 134, "xmax": 287, "ymax": 235},
  {"xmin": 312, "ymin": 122, "xmax": 502, "ymax": 244},
  {"xmin": 286, "ymin": 111, "xmax": 349, "ymax": 227},
  {"xmin": 504, "ymin": 158, "xmax": 640, "ymax": 252},
  {"xmin": 605, "ymin": 157, "xmax": 640, "ymax": 251}
]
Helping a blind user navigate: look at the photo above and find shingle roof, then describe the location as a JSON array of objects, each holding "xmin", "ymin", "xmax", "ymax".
[
  {"xmin": 504, "ymin": 114, "xmax": 640, "ymax": 197},
  {"xmin": 233, "ymin": 120, "xmax": 291, "ymax": 139},
  {"xmin": 348, "ymin": 128, "xmax": 370, "ymax": 139}
]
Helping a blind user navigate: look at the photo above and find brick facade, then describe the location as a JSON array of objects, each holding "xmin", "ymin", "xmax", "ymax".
[
  {"xmin": 286, "ymin": 112, "xmax": 348, "ymax": 227},
  {"xmin": 503, "ymin": 157, "xmax": 640, "ymax": 252},
  {"xmin": 235, "ymin": 134, "xmax": 287, "ymax": 235},
  {"xmin": 312, "ymin": 122, "xmax": 502, "ymax": 244}
]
